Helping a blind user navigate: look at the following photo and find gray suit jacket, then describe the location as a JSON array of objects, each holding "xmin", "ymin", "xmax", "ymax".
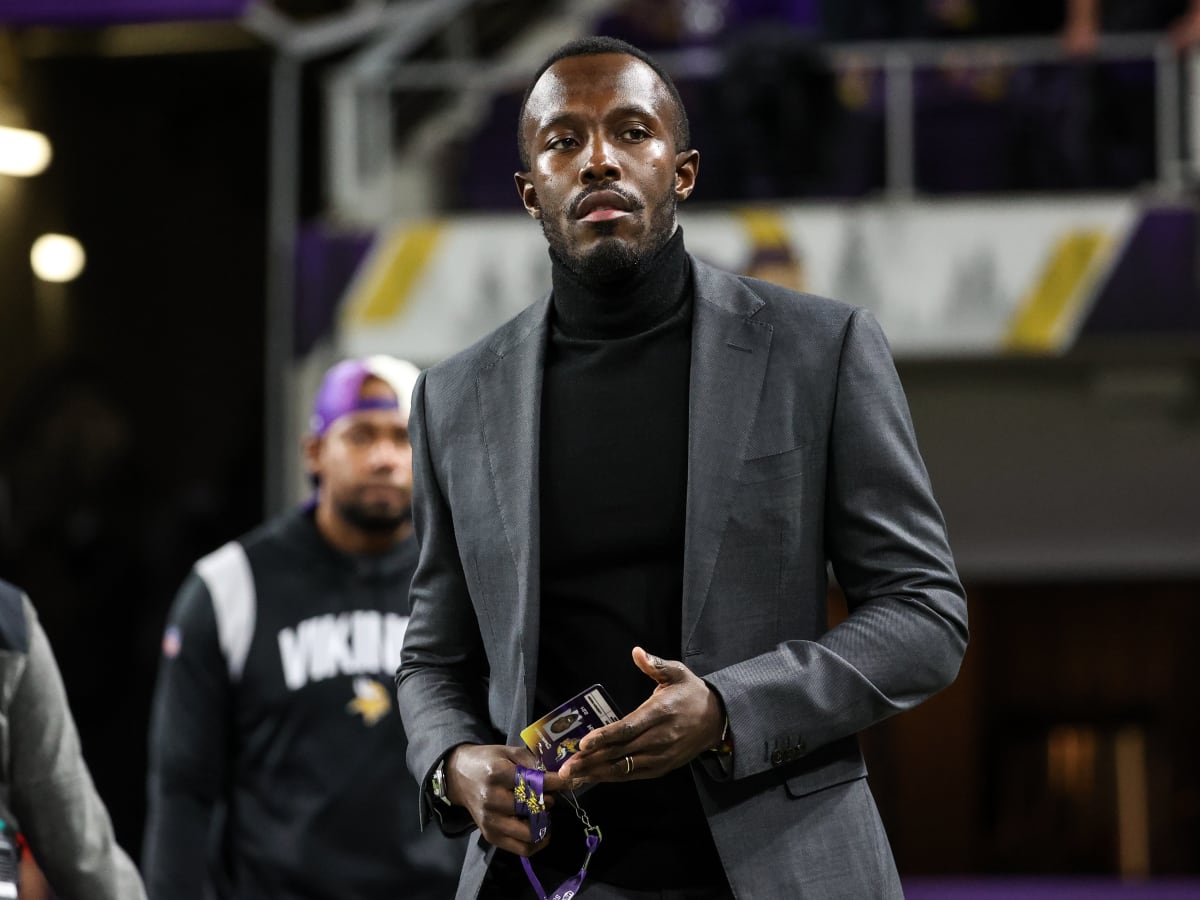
[{"xmin": 396, "ymin": 256, "xmax": 968, "ymax": 898}]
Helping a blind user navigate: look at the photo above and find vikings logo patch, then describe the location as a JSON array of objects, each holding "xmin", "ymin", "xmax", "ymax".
[{"xmin": 346, "ymin": 677, "xmax": 391, "ymax": 726}]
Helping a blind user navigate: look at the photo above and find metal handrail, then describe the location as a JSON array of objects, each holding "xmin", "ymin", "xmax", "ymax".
[
  {"xmin": 374, "ymin": 29, "xmax": 1193, "ymax": 197},
  {"xmin": 664, "ymin": 31, "xmax": 1171, "ymax": 72},
  {"xmin": 379, "ymin": 31, "xmax": 1171, "ymax": 87}
]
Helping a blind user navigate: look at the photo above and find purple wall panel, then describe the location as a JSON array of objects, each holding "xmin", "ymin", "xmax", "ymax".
[
  {"xmin": 294, "ymin": 223, "xmax": 374, "ymax": 357},
  {"xmin": 0, "ymin": 0, "xmax": 249, "ymax": 25},
  {"xmin": 1079, "ymin": 206, "xmax": 1200, "ymax": 338}
]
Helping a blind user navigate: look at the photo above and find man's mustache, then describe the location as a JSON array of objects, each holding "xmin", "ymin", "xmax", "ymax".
[{"xmin": 567, "ymin": 185, "xmax": 643, "ymax": 218}]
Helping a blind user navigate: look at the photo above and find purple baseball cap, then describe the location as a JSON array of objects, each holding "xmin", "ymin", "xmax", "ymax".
[{"xmin": 309, "ymin": 355, "xmax": 420, "ymax": 436}]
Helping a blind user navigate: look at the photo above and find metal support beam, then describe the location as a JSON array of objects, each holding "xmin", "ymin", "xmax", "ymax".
[
  {"xmin": 263, "ymin": 53, "xmax": 300, "ymax": 515},
  {"xmin": 242, "ymin": 0, "xmax": 407, "ymax": 62},
  {"xmin": 1155, "ymin": 42, "xmax": 1182, "ymax": 191},
  {"xmin": 884, "ymin": 50, "xmax": 915, "ymax": 198},
  {"xmin": 248, "ymin": 0, "xmax": 438, "ymax": 512},
  {"xmin": 1186, "ymin": 46, "xmax": 1200, "ymax": 183}
]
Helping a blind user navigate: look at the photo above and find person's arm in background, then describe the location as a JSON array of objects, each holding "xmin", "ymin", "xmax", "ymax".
[
  {"xmin": 1169, "ymin": 0, "xmax": 1200, "ymax": 48},
  {"xmin": 8, "ymin": 594, "xmax": 147, "ymax": 900},
  {"xmin": 1062, "ymin": 0, "xmax": 1101, "ymax": 56},
  {"xmin": 1063, "ymin": 0, "xmax": 1200, "ymax": 53},
  {"xmin": 142, "ymin": 572, "xmax": 231, "ymax": 900}
]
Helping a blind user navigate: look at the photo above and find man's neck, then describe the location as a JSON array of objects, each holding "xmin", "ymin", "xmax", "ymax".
[
  {"xmin": 314, "ymin": 503, "xmax": 412, "ymax": 556},
  {"xmin": 549, "ymin": 226, "xmax": 690, "ymax": 340}
]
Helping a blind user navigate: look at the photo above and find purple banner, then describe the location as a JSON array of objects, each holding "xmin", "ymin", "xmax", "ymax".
[
  {"xmin": 0, "ymin": 0, "xmax": 249, "ymax": 25},
  {"xmin": 1079, "ymin": 206, "xmax": 1200, "ymax": 339},
  {"xmin": 294, "ymin": 222, "xmax": 373, "ymax": 358}
]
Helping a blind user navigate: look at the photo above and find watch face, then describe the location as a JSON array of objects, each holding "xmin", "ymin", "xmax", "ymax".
[{"xmin": 433, "ymin": 762, "xmax": 450, "ymax": 803}]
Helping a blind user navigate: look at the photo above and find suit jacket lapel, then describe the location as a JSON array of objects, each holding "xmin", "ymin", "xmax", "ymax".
[
  {"xmin": 476, "ymin": 295, "xmax": 550, "ymax": 728},
  {"xmin": 683, "ymin": 259, "xmax": 773, "ymax": 650}
]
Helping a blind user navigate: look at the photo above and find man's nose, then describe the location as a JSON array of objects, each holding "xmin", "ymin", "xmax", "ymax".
[
  {"xmin": 579, "ymin": 135, "xmax": 620, "ymax": 185},
  {"xmin": 368, "ymin": 440, "xmax": 406, "ymax": 470}
]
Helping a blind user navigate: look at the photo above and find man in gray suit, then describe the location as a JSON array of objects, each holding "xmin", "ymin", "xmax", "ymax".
[{"xmin": 396, "ymin": 35, "xmax": 968, "ymax": 899}]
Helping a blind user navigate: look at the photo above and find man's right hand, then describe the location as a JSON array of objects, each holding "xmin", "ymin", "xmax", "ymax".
[{"xmin": 444, "ymin": 744, "xmax": 567, "ymax": 857}]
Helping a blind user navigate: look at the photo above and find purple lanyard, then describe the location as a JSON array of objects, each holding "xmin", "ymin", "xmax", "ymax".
[{"xmin": 514, "ymin": 765, "xmax": 602, "ymax": 900}]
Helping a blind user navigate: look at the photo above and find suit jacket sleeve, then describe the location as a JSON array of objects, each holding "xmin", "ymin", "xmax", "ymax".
[
  {"xmin": 8, "ymin": 595, "xmax": 148, "ymax": 900},
  {"xmin": 395, "ymin": 370, "xmax": 499, "ymax": 833},
  {"xmin": 705, "ymin": 307, "xmax": 968, "ymax": 781}
]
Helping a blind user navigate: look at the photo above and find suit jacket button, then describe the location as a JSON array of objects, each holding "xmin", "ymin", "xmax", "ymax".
[{"xmin": 771, "ymin": 749, "xmax": 784, "ymax": 766}]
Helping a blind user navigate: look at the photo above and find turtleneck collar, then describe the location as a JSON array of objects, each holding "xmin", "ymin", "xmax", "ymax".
[{"xmin": 549, "ymin": 226, "xmax": 691, "ymax": 340}]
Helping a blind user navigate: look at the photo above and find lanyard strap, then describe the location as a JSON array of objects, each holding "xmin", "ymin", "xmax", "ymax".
[
  {"xmin": 513, "ymin": 766, "xmax": 550, "ymax": 842},
  {"xmin": 514, "ymin": 765, "xmax": 602, "ymax": 900}
]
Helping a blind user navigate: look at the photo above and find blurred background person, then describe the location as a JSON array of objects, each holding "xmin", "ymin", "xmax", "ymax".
[
  {"xmin": 0, "ymin": 579, "xmax": 147, "ymax": 900},
  {"xmin": 743, "ymin": 240, "xmax": 808, "ymax": 290},
  {"xmin": 1062, "ymin": 0, "xmax": 1200, "ymax": 55},
  {"xmin": 713, "ymin": 26, "xmax": 841, "ymax": 199},
  {"xmin": 142, "ymin": 355, "xmax": 464, "ymax": 900}
]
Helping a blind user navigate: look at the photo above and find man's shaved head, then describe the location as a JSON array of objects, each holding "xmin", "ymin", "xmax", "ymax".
[{"xmin": 517, "ymin": 36, "xmax": 690, "ymax": 170}]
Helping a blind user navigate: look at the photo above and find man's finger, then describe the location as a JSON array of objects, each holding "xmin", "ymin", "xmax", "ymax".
[
  {"xmin": 508, "ymin": 745, "xmax": 542, "ymax": 769},
  {"xmin": 632, "ymin": 645, "xmax": 683, "ymax": 685},
  {"xmin": 484, "ymin": 809, "xmax": 554, "ymax": 856},
  {"xmin": 575, "ymin": 711, "xmax": 653, "ymax": 755},
  {"xmin": 487, "ymin": 830, "xmax": 546, "ymax": 858},
  {"xmin": 562, "ymin": 747, "xmax": 673, "ymax": 787},
  {"xmin": 482, "ymin": 788, "xmax": 556, "ymax": 815},
  {"xmin": 559, "ymin": 734, "xmax": 654, "ymax": 784}
]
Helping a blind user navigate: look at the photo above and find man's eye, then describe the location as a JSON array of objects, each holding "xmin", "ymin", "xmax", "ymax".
[
  {"xmin": 622, "ymin": 127, "xmax": 649, "ymax": 141},
  {"xmin": 547, "ymin": 136, "xmax": 578, "ymax": 151}
]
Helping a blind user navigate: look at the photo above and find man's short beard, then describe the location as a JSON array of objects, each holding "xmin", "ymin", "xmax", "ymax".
[
  {"xmin": 562, "ymin": 226, "xmax": 641, "ymax": 285},
  {"xmin": 543, "ymin": 192, "xmax": 677, "ymax": 287},
  {"xmin": 335, "ymin": 500, "xmax": 412, "ymax": 535}
]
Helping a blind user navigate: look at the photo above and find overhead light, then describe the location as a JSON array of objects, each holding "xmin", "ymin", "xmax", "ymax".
[
  {"xmin": 0, "ymin": 125, "xmax": 53, "ymax": 177},
  {"xmin": 31, "ymin": 234, "xmax": 86, "ymax": 283}
]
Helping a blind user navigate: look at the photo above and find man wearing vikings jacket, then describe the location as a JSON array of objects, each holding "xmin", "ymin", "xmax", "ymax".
[{"xmin": 144, "ymin": 356, "xmax": 464, "ymax": 900}]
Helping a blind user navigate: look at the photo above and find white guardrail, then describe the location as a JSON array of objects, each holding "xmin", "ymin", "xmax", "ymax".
[{"xmin": 323, "ymin": 23, "xmax": 1200, "ymax": 220}]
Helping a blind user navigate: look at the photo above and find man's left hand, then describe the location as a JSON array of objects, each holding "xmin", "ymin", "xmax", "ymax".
[{"xmin": 556, "ymin": 647, "xmax": 725, "ymax": 788}]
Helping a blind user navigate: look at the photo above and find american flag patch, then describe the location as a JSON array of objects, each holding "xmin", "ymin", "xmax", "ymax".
[{"xmin": 162, "ymin": 625, "xmax": 182, "ymax": 659}]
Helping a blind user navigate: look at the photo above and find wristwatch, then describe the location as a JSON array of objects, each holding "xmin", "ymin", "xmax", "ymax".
[{"xmin": 430, "ymin": 757, "xmax": 452, "ymax": 807}]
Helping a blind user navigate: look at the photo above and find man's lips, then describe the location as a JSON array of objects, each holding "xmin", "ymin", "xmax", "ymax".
[
  {"xmin": 580, "ymin": 207, "xmax": 630, "ymax": 222},
  {"xmin": 574, "ymin": 189, "xmax": 635, "ymax": 221},
  {"xmin": 360, "ymin": 483, "xmax": 407, "ymax": 497}
]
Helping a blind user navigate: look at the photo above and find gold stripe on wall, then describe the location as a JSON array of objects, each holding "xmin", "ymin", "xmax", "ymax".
[
  {"xmin": 736, "ymin": 207, "xmax": 791, "ymax": 246},
  {"xmin": 344, "ymin": 222, "xmax": 443, "ymax": 325},
  {"xmin": 1006, "ymin": 229, "xmax": 1109, "ymax": 353}
]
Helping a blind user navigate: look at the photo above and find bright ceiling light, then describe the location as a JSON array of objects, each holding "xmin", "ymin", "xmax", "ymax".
[
  {"xmin": 31, "ymin": 234, "xmax": 86, "ymax": 283},
  {"xmin": 0, "ymin": 125, "xmax": 52, "ymax": 177}
]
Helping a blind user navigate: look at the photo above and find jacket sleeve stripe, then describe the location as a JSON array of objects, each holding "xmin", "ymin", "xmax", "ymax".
[{"xmin": 195, "ymin": 542, "xmax": 257, "ymax": 682}]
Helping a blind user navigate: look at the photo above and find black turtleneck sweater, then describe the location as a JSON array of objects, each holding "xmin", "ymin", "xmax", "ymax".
[{"xmin": 533, "ymin": 229, "xmax": 727, "ymax": 889}]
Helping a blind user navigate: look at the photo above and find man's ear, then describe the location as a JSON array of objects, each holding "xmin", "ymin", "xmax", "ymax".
[
  {"xmin": 515, "ymin": 172, "xmax": 542, "ymax": 219},
  {"xmin": 674, "ymin": 149, "xmax": 700, "ymax": 202},
  {"xmin": 302, "ymin": 434, "xmax": 322, "ymax": 480}
]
